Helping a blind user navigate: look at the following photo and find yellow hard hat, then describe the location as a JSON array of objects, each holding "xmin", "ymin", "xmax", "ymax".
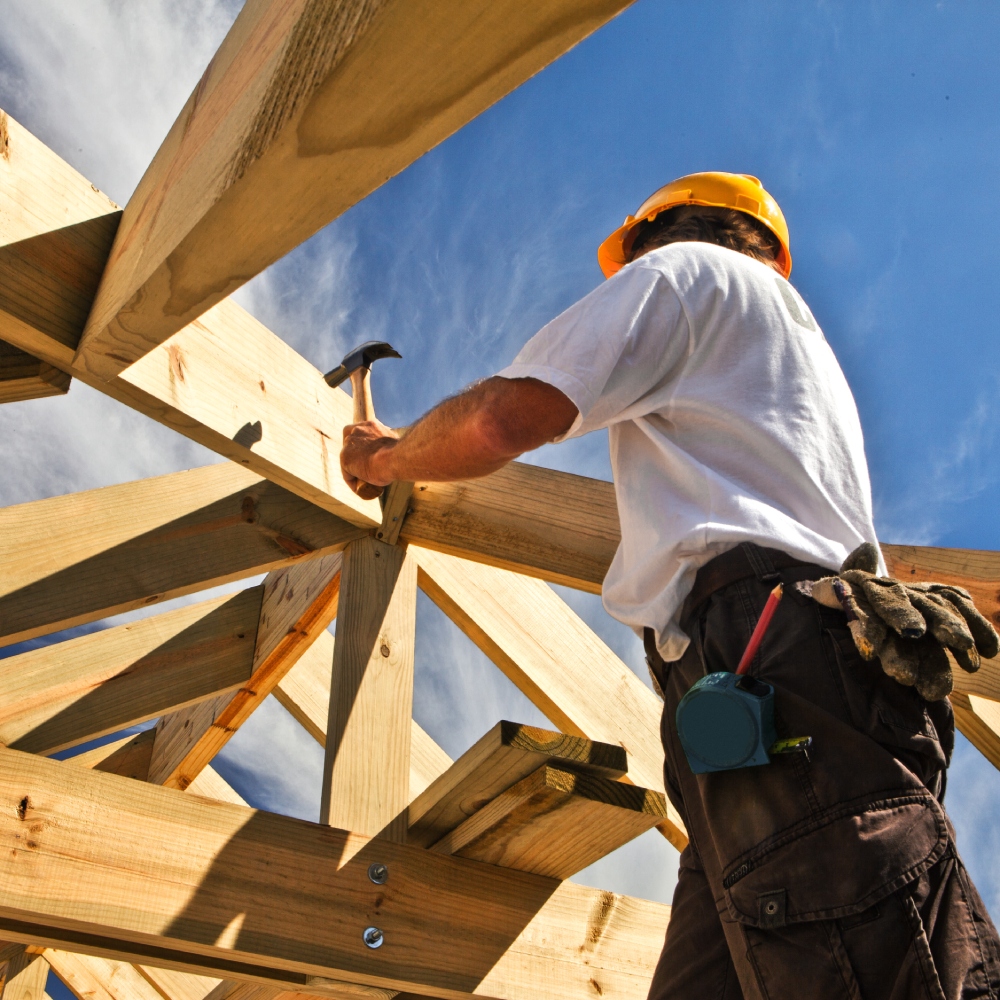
[{"xmin": 597, "ymin": 171, "xmax": 792, "ymax": 279}]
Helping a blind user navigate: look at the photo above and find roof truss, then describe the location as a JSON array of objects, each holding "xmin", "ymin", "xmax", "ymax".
[{"xmin": 2, "ymin": 2, "xmax": 999, "ymax": 997}]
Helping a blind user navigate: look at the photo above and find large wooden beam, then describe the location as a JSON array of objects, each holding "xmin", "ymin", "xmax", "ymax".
[
  {"xmin": 400, "ymin": 465, "xmax": 619, "ymax": 594},
  {"xmin": 0, "ymin": 588, "xmax": 262, "ymax": 755},
  {"xmin": 0, "ymin": 111, "xmax": 379, "ymax": 531},
  {"xmin": 0, "ymin": 464, "xmax": 363, "ymax": 649},
  {"xmin": 411, "ymin": 547, "xmax": 686, "ymax": 847},
  {"xmin": 74, "ymin": 0, "xmax": 634, "ymax": 379},
  {"xmin": 321, "ymin": 540, "xmax": 416, "ymax": 842},
  {"xmin": 0, "ymin": 341, "xmax": 70, "ymax": 404},
  {"xmin": 0, "ymin": 110, "xmax": 120, "ymax": 363},
  {"xmin": 148, "ymin": 553, "xmax": 343, "ymax": 790},
  {"xmin": 0, "ymin": 748, "xmax": 668, "ymax": 1000},
  {"xmin": 273, "ymin": 631, "xmax": 452, "ymax": 798}
]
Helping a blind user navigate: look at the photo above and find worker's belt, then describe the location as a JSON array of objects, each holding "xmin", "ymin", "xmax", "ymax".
[{"xmin": 644, "ymin": 543, "xmax": 831, "ymax": 693}]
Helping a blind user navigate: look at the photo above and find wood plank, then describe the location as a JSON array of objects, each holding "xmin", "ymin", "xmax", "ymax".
[
  {"xmin": 75, "ymin": 0, "xmax": 634, "ymax": 379},
  {"xmin": 66, "ymin": 733, "xmax": 243, "ymax": 809},
  {"xmin": 375, "ymin": 483, "xmax": 413, "ymax": 547},
  {"xmin": 952, "ymin": 692, "xmax": 1000, "ymax": 771},
  {"xmin": 0, "ymin": 110, "xmax": 120, "ymax": 364},
  {"xmin": 1, "ymin": 951, "xmax": 47, "ymax": 1000},
  {"xmin": 0, "ymin": 111, "xmax": 379, "ymax": 531},
  {"xmin": 0, "ymin": 464, "xmax": 364, "ymax": 649},
  {"xmin": 952, "ymin": 656, "xmax": 1000, "ymax": 703},
  {"xmin": 411, "ymin": 547, "xmax": 686, "ymax": 848},
  {"xmin": 0, "ymin": 588, "xmax": 263, "ymax": 755},
  {"xmin": 401, "ymin": 466, "xmax": 619, "ymax": 594},
  {"xmin": 407, "ymin": 721, "xmax": 627, "ymax": 849},
  {"xmin": 432, "ymin": 765, "xmax": 666, "ymax": 879},
  {"xmin": 0, "ymin": 341, "xmax": 70, "ymax": 404},
  {"xmin": 321, "ymin": 540, "xmax": 416, "ymax": 841},
  {"xmin": 273, "ymin": 632, "xmax": 451, "ymax": 798},
  {"xmin": 44, "ymin": 951, "xmax": 162, "ymax": 1000},
  {"xmin": 149, "ymin": 553, "xmax": 343, "ymax": 789},
  {"xmin": 67, "ymin": 730, "xmax": 156, "ymax": 781},
  {"xmin": 0, "ymin": 747, "xmax": 669, "ymax": 1000},
  {"xmin": 138, "ymin": 965, "xmax": 222, "ymax": 1000}
]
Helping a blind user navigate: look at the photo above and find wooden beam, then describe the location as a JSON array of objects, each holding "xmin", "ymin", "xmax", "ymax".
[
  {"xmin": 273, "ymin": 631, "xmax": 452, "ymax": 798},
  {"xmin": 45, "ymin": 951, "xmax": 163, "ymax": 1000},
  {"xmin": 321, "ymin": 540, "xmax": 416, "ymax": 842},
  {"xmin": 0, "ymin": 588, "xmax": 262, "ymax": 755},
  {"xmin": 411, "ymin": 547, "xmax": 686, "ymax": 848},
  {"xmin": 148, "ymin": 553, "xmax": 343, "ymax": 790},
  {"xmin": 0, "ymin": 341, "xmax": 70, "ymax": 404},
  {"xmin": 0, "ymin": 748, "xmax": 668, "ymax": 1000},
  {"xmin": 401, "ymin": 466, "xmax": 619, "ymax": 594},
  {"xmin": 952, "ymin": 692, "xmax": 1000, "ymax": 771},
  {"xmin": 407, "ymin": 721, "xmax": 627, "ymax": 849},
  {"xmin": 0, "ymin": 109, "xmax": 120, "ymax": 363},
  {"xmin": 138, "ymin": 965, "xmax": 222, "ymax": 1000},
  {"xmin": 1, "ymin": 950, "xmax": 48, "ymax": 1000},
  {"xmin": 0, "ymin": 463, "xmax": 363, "ymax": 649},
  {"xmin": 432, "ymin": 764, "xmax": 666, "ymax": 879},
  {"xmin": 0, "ymin": 111, "xmax": 380, "ymax": 532},
  {"xmin": 74, "ymin": 0, "xmax": 634, "ymax": 379}
]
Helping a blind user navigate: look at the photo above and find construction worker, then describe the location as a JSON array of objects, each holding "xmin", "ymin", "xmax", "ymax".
[{"xmin": 340, "ymin": 172, "xmax": 1000, "ymax": 998}]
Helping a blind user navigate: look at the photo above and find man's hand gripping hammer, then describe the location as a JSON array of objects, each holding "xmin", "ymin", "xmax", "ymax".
[{"xmin": 323, "ymin": 339, "xmax": 401, "ymax": 500}]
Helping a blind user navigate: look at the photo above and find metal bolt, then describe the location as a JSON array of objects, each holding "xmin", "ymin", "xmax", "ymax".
[
  {"xmin": 363, "ymin": 926, "xmax": 384, "ymax": 949},
  {"xmin": 368, "ymin": 862, "xmax": 388, "ymax": 884}
]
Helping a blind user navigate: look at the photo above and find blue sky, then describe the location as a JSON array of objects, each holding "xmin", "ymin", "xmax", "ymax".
[{"xmin": 2, "ymin": 3, "xmax": 1000, "ymax": 995}]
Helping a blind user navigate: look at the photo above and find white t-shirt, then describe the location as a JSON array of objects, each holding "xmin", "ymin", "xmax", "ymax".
[{"xmin": 497, "ymin": 241, "xmax": 882, "ymax": 661}]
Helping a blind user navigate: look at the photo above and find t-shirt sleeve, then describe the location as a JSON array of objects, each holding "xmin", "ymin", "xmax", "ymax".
[{"xmin": 495, "ymin": 261, "xmax": 691, "ymax": 440}]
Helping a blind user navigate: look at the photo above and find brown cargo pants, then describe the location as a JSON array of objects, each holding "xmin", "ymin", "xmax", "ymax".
[{"xmin": 647, "ymin": 545, "xmax": 1000, "ymax": 1000}]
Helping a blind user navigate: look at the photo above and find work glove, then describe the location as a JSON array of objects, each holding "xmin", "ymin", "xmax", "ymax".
[{"xmin": 798, "ymin": 543, "xmax": 999, "ymax": 701}]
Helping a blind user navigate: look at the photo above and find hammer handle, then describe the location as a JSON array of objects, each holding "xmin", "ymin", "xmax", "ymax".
[
  {"xmin": 347, "ymin": 367, "xmax": 383, "ymax": 500},
  {"xmin": 350, "ymin": 368, "xmax": 375, "ymax": 423}
]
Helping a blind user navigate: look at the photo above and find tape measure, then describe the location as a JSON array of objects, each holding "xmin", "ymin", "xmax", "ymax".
[{"xmin": 676, "ymin": 672, "xmax": 776, "ymax": 773}]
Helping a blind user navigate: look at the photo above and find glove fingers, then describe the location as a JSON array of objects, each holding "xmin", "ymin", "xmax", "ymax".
[
  {"xmin": 952, "ymin": 645, "xmax": 981, "ymax": 674},
  {"xmin": 914, "ymin": 639, "xmax": 953, "ymax": 701},
  {"xmin": 932, "ymin": 587, "xmax": 1000, "ymax": 659},
  {"xmin": 879, "ymin": 634, "xmax": 920, "ymax": 686},
  {"xmin": 847, "ymin": 574, "xmax": 926, "ymax": 638},
  {"xmin": 906, "ymin": 591, "xmax": 974, "ymax": 651},
  {"xmin": 840, "ymin": 542, "xmax": 881, "ymax": 575},
  {"xmin": 848, "ymin": 590, "xmax": 888, "ymax": 661}
]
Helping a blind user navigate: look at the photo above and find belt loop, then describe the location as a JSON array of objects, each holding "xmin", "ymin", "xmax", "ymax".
[{"xmin": 740, "ymin": 542, "xmax": 781, "ymax": 582}]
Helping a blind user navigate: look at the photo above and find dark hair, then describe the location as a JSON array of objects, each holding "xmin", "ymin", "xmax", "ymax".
[{"xmin": 627, "ymin": 204, "xmax": 782, "ymax": 269}]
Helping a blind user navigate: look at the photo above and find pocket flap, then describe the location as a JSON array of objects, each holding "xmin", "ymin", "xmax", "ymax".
[{"xmin": 723, "ymin": 793, "xmax": 949, "ymax": 927}]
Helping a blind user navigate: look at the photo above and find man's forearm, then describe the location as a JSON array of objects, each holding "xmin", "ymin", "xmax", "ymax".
[{"xmin": 341, "ymin": 377, "xmax": 578, "ymax": 490}]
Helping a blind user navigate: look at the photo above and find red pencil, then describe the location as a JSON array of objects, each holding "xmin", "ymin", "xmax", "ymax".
[{"xmin": 736, "ymin": 583, "xmax": 784, "ymax": 675}]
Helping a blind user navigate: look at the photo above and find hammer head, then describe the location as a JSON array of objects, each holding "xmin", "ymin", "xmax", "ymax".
[{"xmin": 323, "ymin": 340, "xmax": 402, "ymax": 389}]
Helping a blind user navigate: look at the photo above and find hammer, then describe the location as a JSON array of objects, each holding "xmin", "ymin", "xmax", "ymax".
[{"xmin": 323, "ymin": 340, "xmax": 402, "ymax": 500}]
